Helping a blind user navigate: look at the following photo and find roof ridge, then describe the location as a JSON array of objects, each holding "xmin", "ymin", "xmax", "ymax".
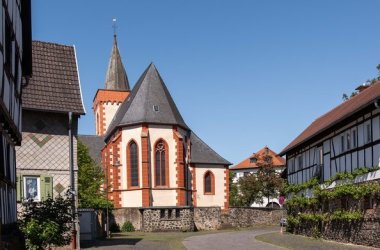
[{"xmin": 33, "ymin": 40, "xmax": 74, "ymax": 48}]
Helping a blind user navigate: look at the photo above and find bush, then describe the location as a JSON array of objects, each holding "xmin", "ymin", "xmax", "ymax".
[
  {"xmin": 121, "ymin": 221, "xmax": 135, "ymax": 232},
  {"xmin": 109, "ymin": 222, "xmax": 120, "ymax": 232}
]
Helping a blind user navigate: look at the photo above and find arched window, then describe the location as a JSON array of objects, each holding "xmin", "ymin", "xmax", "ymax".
[
  {"xmin": 127, "ymin": 141, "xmax": 139, "ymax": 187},
  {"xmin": 204, "ymin": 171, "xmax": 215, "ymax": 195},
  {"xmin": 155, "ymin": 140, "xmax": 168, "ymax": 186}
]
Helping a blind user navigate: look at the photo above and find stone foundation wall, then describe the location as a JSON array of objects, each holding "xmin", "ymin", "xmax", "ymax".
[
  {"xmin": 225, "ymin": 207, "xmax": 284, "ymax": 227},
  {"xmin": 111, "ymin": 208, "xmax": 142, "ymax": 231},
  {"xmin": 194, "ymin": 207, "xmax": 221, "ymax": 230},
  {"xmin": 108, "ymin": 207, "xmax": 284, "ymax": 232},
  {"xmin": 142, "ymin": 208, "xmax": 194, "ymax": 232}
]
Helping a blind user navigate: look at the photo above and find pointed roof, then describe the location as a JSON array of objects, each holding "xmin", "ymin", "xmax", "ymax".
[
  {"xmin": 105, "ymin": 63, "xmax": 189, "ymax": 140},
  {"xmin": 231, "ymin": 146, "xmax": 285, "ymax": 170},
  {"xmin": 189, "ymin": 132, "xmax": 232, "ymax": 165},
  {"xmin": 104, "ymin": 35, "xmax": 130, "ymax": 90}
]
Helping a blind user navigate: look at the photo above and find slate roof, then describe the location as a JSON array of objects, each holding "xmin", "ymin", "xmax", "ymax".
[
  {"xmin": 231, "ymin": 146, "xmax": 285, "ymax": 170},
  {"xmin": 280, "ymin": 81, "xmax": 380, "ymax": 155},
  {"xmin": 104, "ymin": 35, "xmax": 130, "ymax": 91},
  {"xmin": 22, "ymin": 41, "xmax": 85, "ymax": 114},
  {"xmin": 190, "ymin": 132, "xmax": 232, "ymax": 165},
  {"xmin": 105, "ymin": 63, "xmax": 189, "ymax": 139},
  {"xmin": 78, "ymin": 135, "xmax": 104, "ymax": 166}
]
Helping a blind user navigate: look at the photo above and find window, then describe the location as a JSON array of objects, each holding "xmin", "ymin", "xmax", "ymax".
[
  {"xmin": 352, "ymin": 129, "xmax": 357, "ymax": 148},
  {"xmin": 24, "ymin": 176, "xmax": 41, "ymax": 202},
  {"xmin": 204, "ymin": 171, "xmax": 215, "ymax": 195},
  {"xmin": 128, "ymin": 141, "xmax": 139, "ymax": 187},
  {"xmin": 155, "ymin": 140, "xmax": 168, "ymax": 186},
  {"xmin": 297, "ymin": 155, "xmax": 303, "ymax": 171},
  {"xmin": 346, "ymin": 133, "xmax": 351, "ymax": 150},
  {"xmin": 250, "ymin": 157, "xmax": 257, "ymax": 163},
  {"xmin": 4, "ymin": 16, "xmax": 13, "ymax": 72},
  {"xmin": 366, "ymin": 123, "xmax": 371, "ymax": 143}
]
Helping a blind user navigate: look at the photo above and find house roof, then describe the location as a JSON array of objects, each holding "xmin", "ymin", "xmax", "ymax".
[
  {"xmin": 280, "ymin": 81, "xmax": 380, "ymax": 155},
  {"xmin": 105, "ymin": 63, "xmax": 189, "ymax": 140},
  {"xmin": 231, "ymin": 146, "xmax": 285, "ymax": 170},
  {"xmin": 22, "ymin": 41, "xmax": 85, "ymax": 114},
  {"xmin": 78, "ymin": 135, "xmax": 105, "ymax": 166},
  {"xmin": 190, "ymin": 132, "xmax": 232, "ymax": 165},
  {"xmin": 104, "ymin": 35, "xmax": 130, "ymax": 91}
]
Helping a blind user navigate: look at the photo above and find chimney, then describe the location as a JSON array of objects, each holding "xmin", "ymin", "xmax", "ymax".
[{"xmin": 355, "ymin": 83, "xmax": 370, "ymax": 93}]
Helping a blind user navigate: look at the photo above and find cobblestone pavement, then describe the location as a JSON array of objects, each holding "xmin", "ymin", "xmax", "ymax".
[{"xmin": 182, "ymin": 228, "xmax": 282, "ymax": 250}]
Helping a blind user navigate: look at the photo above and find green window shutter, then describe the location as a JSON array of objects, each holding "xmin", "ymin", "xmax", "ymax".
[
  {"xmin": 16, "ymin": 175, "xmax": 23, "ymax": 202},
  {"xmin": 40, "ymin": 175, "xmax": 53, "ymax": 201},
  {"xmin": 40, "ymin": 175, "xmax": 46, "ymax": 201}
]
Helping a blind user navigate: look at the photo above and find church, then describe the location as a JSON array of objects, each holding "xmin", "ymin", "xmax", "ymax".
[{"xmin": 88, "ymin": 35, "xmax": 231, "ymax": 210}]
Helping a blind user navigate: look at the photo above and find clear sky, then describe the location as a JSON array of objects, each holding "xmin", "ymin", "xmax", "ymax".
[{"xmin": 32, "ymin": 0, "xmax": 380, "ymax": 165}]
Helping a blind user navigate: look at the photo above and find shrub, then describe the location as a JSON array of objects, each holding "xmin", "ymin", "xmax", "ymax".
[
  {"xmin": 109, "ymin": 222, "xmax": 120, "ymax": 232},
  {"xmin": 121, "ymin": 221, "xmax": 135, "ymax": 232}
]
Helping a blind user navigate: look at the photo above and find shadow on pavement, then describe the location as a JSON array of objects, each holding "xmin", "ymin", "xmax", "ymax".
[{"xmin": 80, "ymin": 238, "xmax": 142, "ymax": 248}]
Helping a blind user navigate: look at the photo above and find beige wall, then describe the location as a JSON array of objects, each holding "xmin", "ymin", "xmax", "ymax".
[
  {"xmin": 195, "ymin": 165, "xmax": 226, "ymax": 208},
  {"xmin": 103, "ymin": 102, "xmax": 122, "ymax": 133},
  {"xmin": 151, "ymin": 189, "xmax": 177, "ymax": 206},
  {"xmin": 121, "ymin": 190, "xmax": 142, "ymax": 207}
]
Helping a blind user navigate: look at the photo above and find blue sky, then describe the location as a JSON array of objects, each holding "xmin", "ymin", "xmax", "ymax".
[{"xmin": 32, "ymin": 0, "xmax": 380, "ymax": 165}]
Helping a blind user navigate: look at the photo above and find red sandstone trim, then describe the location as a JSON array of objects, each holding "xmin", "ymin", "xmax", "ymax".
[
  {"xmin": 173, "ymin": 127, "xmax": 186, "ymax": 206},
  {"xmin": 141, "ymin": 124, "xmax": 150, "ymax": 207},
  {"xmin": 224, "ymin": 167, "xmax": 230, "ymax": 210},
  {"xmin": 191, "ymin": 164, "xmax": 197, "ymax": 207}
]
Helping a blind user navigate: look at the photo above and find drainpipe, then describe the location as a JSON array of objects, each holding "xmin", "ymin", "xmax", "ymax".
[{"xmin": 68, "ymin": 112, "xmax": 77, "ymax": 249}]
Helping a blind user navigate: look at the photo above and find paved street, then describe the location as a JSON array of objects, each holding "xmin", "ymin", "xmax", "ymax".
[{"xmin": 182, "ymin": 228, "xmax": 282, "ymax": 250}]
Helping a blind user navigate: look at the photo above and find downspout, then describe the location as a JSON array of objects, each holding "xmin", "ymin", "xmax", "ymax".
[{"xmin": 68, "ymin": 112, "xmax": 77, "ymax": 249}]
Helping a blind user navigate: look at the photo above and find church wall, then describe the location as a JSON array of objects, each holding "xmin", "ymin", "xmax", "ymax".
[
  {"xmin": 120, "ymin": 126, "xmax": 142, "ymax": 190},
  {"xmin": 148, "ymin": 125, "xmax": 177, "ymax": 189},
  {"xmin": 120, "ymin": 190, "xmax": 142, "ymax": 207},
  {"xmin": 151, "ymin": 190, "xmax": 177, "ymax": 206},
  {"xmin": 195, "ymin": 165, "xmax": 226, "ymax": 208}
]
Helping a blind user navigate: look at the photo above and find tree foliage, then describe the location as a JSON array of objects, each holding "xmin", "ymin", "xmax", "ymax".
[
  {"xmin": 229, "ymin": 172, "xmax": 243, "ymax": 206},
  {"xmin": 18, "ymin": 194, "xmax": 73, "ymax": 250},
  {"xmin": 78, "ymin": 139, "xmax": 112, "ymax": 209}
]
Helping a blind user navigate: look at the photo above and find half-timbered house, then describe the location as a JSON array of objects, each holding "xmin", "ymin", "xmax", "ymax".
[
  {"xmin": 0, "ymin": 0, "xmax": 32, "ymax": 245},
  {"xmin": 281, "ymin": 82, "xmax": 380, "ymax": 184}
]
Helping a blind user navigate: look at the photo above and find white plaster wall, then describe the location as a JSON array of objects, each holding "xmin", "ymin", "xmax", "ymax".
[
  {"xmin": 121, "ymin": 126, "xmax": 142, "ymax": 189},
  {"xmin": 104, "ymin": 102, "xmax": 121, "ymax": 132},
  {"xmin": 121, "ymin": 190, "xmax": 142, "ymax": 207},
  {"xmin": 195, "ymin": 165, "xmax": 226, "ymax": 208},
  {"xmin": 151, "ymin": 190, "xmax": 177, "ymax": 206},
  {"xmin": 148, "ymin": 125, "xmax": 177, "ymax": 188}
]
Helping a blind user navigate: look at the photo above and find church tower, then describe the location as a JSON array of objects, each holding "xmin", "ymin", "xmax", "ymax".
[{"xmin": 93, "ymin": 35, "xmax": 130, "ymax": 135}]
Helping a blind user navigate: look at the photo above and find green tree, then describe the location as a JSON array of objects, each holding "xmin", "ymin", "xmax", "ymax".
[
  {"xmin": 238, "ymin": 172, "xmax": 263, "ymax": 206},
  {"xmin": 18, "ymin": 193, "xmax": 73, "ymax": 250},
  {"xmin": 229, "ymin": 172, "xmax": 243, "ymax": 206},
  {"xmin": 78, "ymin": 139, "xmax": 112, "ymax": 209},
  {"xmin": 256, "ymin": 152, "xmax": 284, "ymax": 206}
]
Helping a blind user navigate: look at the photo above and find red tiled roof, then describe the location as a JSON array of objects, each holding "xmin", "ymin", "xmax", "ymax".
[
  {"xmin": 280, "ymin": 81, "xmax": 380, "ymax": 155},
  {"xmin": 231, "ymin": 146, "xmax": 285, "ymax": 170}
]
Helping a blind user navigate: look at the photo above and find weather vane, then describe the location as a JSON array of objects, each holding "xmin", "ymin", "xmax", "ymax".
[{"xmin": 112, "ymin": 18, "xmax": 117, "ymax": 37}]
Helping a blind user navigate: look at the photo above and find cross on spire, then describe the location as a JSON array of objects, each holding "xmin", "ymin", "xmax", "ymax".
[{"xmin": 112, "ymin": 18, "xmax": 117, "ymax": 37}]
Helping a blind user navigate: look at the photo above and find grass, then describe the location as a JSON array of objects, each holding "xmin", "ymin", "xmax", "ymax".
[{"xmin": 255, "ymin": 232, "xmax": 377, "ymax": 250}]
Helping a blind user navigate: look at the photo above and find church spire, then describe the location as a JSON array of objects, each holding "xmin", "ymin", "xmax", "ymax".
[{"xmin": 104, "ymin": 21, "xmax": 130, "ymax": 91}]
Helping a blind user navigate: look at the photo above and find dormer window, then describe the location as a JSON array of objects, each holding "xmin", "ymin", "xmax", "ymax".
[
  {"xmin": 250, "ymin": 157, "xmax": 257, "ymax": 163},
  {"xmin": 153, "ymin": 105, "xmax": 159, "ymax": 112}
]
